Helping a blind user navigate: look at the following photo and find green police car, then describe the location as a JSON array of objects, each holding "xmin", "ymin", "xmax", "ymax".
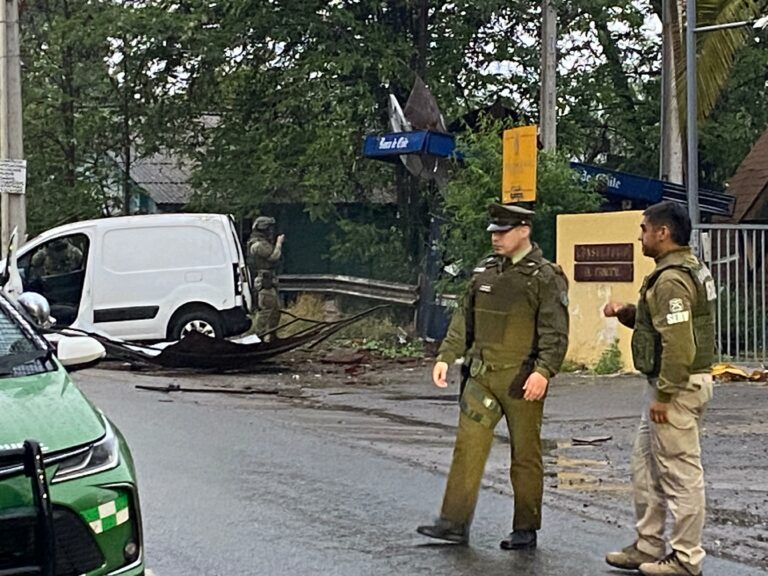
[{"xmin": 0, "ymin": 291, "xmax": 144, "ymax": 575}]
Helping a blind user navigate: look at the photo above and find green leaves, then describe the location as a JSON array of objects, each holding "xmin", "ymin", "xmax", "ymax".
[{"xmin": 438, "ymin": 120, "xmax": 602, "ymax": 292}]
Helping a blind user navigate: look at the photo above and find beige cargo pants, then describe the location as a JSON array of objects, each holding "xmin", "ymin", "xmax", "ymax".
[{"xmin": 632, "ymin": 375, "xmax": 713, "ymax": 574}]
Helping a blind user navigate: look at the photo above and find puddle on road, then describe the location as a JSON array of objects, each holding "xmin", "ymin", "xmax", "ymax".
[{"xmin": 544, "ymin": 439, "xmax": 630, "ymax": 493}]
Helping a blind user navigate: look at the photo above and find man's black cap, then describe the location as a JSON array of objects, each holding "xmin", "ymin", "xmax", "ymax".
[{"xmin": 487, "ymin": 203, "xmax": 535, "ymax": 232}]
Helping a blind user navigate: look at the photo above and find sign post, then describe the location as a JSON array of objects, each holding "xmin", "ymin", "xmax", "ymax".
[
  {"xmin": 0, "ymin": 0, "xmax": 26, "ymax": 256},
  {"xmin": 502, "ymin": 125, "xmax": 538, "ymax": 203}
]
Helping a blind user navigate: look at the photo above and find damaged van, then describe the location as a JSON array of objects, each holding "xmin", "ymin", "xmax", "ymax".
[{"xmin": 4, "ymin": 214, "xmax": 252, "ymax": 341}]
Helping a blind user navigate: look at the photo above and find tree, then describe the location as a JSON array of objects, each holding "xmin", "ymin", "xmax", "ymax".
[
  {"xmin": 438, "ymin": 119, "xmax": 603, "ymax": 293},
  {"xmin": 20, "ymin": 0, "xmax": 205, "ymax": 232}
]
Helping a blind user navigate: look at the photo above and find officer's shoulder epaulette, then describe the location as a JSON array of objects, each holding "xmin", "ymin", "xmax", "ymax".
[
  {"xmin": 472, "ymin": 254, "xmax": 498, "ymax": 274},
  {"xmin": 547, "ymin": 262, "xmax": 566, "ymax": 276},
  {"xmin": 528, "ymin": 259, "xmax": 566, "ymax": 280}
]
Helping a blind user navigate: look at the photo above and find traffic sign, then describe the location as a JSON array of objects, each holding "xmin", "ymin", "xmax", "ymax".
[
  {"xmin": 0, "ymin": 159, "xmax": 26, "ymax": 195},
  {"xmin": 502, "ymin": 125, "xmax": 537, "ymax": 203}
]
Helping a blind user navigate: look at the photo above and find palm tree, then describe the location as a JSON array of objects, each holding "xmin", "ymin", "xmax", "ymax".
[
  {"xmin": 686, "ymin": 0, "xmax": 764, "ymax": 121},
  {"xmin": 661, "ymin": 0, "xmax": 763, "ymax": 181}
]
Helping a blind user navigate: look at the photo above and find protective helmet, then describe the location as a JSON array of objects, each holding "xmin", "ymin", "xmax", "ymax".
[{"xmin": 253, "ymin": 216, "xmax": 276, "ymax": 231}]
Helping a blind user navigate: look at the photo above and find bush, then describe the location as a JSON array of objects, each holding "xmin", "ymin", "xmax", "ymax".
[{"xmin": 592, "ymin": 340, "xmax": 623, "ymax": 375}]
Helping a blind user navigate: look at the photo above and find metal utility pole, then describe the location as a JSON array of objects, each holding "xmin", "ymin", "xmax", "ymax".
[
  {"xmin": 685, "ymin": 0, "xmax": 700, "ymax": 241},
  {"xmin": 0, "ymin": 0, "xmax": 26, "ymax": 256},
  {"xmin": 540, "ymin": 0, "xmax": 557, "ymax": 151}
]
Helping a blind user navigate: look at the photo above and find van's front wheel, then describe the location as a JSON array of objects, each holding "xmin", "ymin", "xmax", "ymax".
[{"xmin": 169, "ymin": 307, "xmax": 223, "ymax": 340}]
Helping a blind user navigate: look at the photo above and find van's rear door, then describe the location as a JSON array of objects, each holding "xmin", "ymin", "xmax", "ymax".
[{"xmin": 227, "ymin": 216, "xmax": 253, "ymax": 312}]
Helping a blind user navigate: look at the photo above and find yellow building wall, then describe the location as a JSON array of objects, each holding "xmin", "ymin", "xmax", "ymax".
[{"xmin": 556, "ymin": 211, "xmax": 655, "ymax": 370}]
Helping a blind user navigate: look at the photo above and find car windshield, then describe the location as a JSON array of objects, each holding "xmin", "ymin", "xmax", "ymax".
[{"xmin": 0, "ymin": 298, "xmax": 51, "ymax": 377}]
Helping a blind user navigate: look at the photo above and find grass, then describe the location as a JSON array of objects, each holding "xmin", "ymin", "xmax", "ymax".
[{"xmin": 277, "ymin": 294, "xmax": 424, "ymax": 358}]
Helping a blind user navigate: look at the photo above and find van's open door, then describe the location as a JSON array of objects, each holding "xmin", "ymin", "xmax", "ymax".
[{"xmin": 228, "ymin": 216, "xmax": 253, "ymax": 312}]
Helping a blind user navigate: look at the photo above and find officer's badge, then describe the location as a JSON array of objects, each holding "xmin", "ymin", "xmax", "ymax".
[{"xmin": 669, "ymin": 298, "xmax": 684, "ymax": 313}]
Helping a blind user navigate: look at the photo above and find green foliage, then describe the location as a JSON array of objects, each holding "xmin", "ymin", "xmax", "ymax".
[
  {"xmin": 700, "ymin": 39, "xmax": 768, "ymax": 188},
  {"xmin": 358, "ymin": 337, "xmax": 425, "ymax": 359},
  {"xmin": 327, "ymin": 219, "xmax": 415, "ymax": 282},
  {"xmin": 559, "ymin": 358, "xmax": 588, "ymax": 373},
  {"xmin": 18, "ymin": 0, "xmax": 768, "ymax": 247},
  {"xmin": 437, "ymin": 120, "xmax": 602, "ymax": 292},
  {"xmin": 592, "ymin": 340, "xmax": 624, "ymax": 375},
  {"xmin": 20, "ymin": 0, "xmax": 203, "ymax": 233}
]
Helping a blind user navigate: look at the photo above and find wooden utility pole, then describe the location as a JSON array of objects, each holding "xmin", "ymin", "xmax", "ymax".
[
  {"xmin": 0, "ymin": 0, "xmax": 26, "ymax": 256},
  {"xmin": 540, "ymin": 0, "xmax": 557, "ymax": 151}
]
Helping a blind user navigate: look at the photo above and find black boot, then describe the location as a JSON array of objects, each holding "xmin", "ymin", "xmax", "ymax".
[
  {"xmin": 500, "ymin": 530, "xmax": 537, "ymax": 550},
  {"xmin": 416, "ymin": 518, "xmax": 469, "ymax": 544}
]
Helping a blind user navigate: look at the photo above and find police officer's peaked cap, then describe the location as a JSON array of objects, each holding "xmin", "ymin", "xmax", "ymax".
[
  {"xmin": 253, "ymin": 216, "xmax": 276, "ymax": 231},
  {"xmin": 486, "ymin": 203, "xmax": 535, "ymax": 232}
]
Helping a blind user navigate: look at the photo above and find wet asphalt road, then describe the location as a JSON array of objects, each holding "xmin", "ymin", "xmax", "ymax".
[{"xmin": 75, "ymin": 370, "xmax": 765, "ymax": 576}]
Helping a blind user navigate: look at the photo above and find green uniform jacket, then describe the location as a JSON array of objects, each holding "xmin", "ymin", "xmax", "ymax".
[
  {"xmin": 617, "ymin": 247, "xmax": 716, "ymax": 402},
  {"xmin": 437, "ymin": 244, "xmax": 570, "ymax": 398}
]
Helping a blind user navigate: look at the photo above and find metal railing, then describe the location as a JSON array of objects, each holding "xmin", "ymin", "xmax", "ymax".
[
  {"xmin": 278, "ymin": 274, "xmax": 419, "ymax": 306},
  {"xmin": 699, "ymin": 224, "xmax": 768, "ymax": 364}
]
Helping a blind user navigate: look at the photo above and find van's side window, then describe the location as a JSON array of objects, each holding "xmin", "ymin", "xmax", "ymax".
[{"xmin": 19, "ymin": 234, "xmax": 90, "ymax": 327}]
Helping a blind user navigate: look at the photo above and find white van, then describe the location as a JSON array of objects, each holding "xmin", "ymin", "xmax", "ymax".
[{"xmin": 6, "ymin": 213, "xmax": 253, "ymax": 341}]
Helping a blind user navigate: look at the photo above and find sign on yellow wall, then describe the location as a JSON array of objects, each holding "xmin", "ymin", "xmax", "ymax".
[{"xmin": 502, "ymin": 125, "xmax": 538, "ymax": 203}]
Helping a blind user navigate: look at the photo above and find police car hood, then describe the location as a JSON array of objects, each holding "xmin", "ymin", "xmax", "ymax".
[{"xmin": 0, "ymin": 368, "xmax": 104, "ymax": 454}]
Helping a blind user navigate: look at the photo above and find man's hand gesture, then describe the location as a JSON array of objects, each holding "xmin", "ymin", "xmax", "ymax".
[{"xmin": 432, "ymin": 361, "xmax": 449, "ymax": 388}]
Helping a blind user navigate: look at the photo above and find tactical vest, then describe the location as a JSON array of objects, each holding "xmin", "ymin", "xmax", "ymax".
[
  {"xmin": 246, "ymin": 235, "xmax": 276, "ymax": 272},
  {"xmin": 469, "ymin": 254, "xmax": 557, "ymax": 369},
  {"xmin": 631, "ymin": 254, "xmax": 716, "ymax": 377}
]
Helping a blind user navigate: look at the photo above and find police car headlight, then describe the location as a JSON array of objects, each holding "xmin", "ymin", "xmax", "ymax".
[{"xmin": 52, "ymin": 419, "xmax": 120, "ymax": 483}]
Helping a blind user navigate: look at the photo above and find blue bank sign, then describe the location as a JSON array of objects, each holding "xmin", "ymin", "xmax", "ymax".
[
  {"xmin": 570, "ymin": 162, "xmax": 662, "ymax": 203},
  {"xmin": 363, "ymin": 130, "xmax": 456, "ymax": 163}
]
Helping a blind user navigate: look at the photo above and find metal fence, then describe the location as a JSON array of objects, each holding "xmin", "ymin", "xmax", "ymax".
[{"xmin": 699, "ymin": 224, "xmax": 768, "ymax": 364}]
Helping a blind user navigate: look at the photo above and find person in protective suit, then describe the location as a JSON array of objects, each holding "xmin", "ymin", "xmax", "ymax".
[
  {"xmin": 247, "ymin": 216, "xmax": 284, "ymax": 341},
  {"xmin": 30, "ymin": 239, "xmax": 83, "ymax": 277},
  {"xmin": 604, "ymin": 201, "xmax": 715, "ymax": 576},
  {"xmin": 417, "ymin": 202, "xmax": 570, "ymax": 550}
]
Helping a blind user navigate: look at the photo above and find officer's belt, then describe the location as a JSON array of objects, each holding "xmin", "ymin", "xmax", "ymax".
[{"xmin": 466, "ymin": 357, "xmax": 516, "ymax": 378}]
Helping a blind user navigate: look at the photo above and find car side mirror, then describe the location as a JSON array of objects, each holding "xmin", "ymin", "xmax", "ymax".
[
  {"xmin": 56, "ymin": 336, "xmax": 106, "ymax": 370},
  {"xmin": 17, "ymin": 292, "xmax": 55, "ymax": 328}
]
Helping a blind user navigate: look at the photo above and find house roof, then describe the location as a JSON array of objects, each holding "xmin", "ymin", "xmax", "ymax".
[
  {"xmin": 726, "ymin": 129, "xmax": 768, "ymax": 222},
  {"xmin": 128, "ymin": 151, "xmax": 194, "ymax": 206}
]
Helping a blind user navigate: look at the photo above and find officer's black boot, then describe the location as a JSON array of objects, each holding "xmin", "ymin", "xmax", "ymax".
[
  {"xmin": 500, "ymin": 529, "xmax": 537, "ymax": 550},
  {"xmin": 416, "ymin": 518, "xmax": 469, "ymax": 544}
]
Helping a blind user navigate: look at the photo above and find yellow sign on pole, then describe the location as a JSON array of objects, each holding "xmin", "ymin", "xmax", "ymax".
[{"xmin": 502, "ymin": 125, "xmax": 538, "ymax": 203}]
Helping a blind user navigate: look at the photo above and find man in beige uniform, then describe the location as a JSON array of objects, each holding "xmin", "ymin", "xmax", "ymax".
[
  {"xmin": 604, "ymin": 201, "xmax": 716, "ymax": 576},
  {"xmin": 416, "ymin": 203, "xmax": 569, "ymax": 550}
]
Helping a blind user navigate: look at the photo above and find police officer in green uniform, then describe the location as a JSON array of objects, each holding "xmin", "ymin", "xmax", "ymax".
[
  {"xmin": 247, "ymin": 216, "xmax": 285, "ymax": 341},
  {"xmin": 604, "ymin": 202, "xmax": 715, "ymax": 576},
  {"xmin": 417, "ymin": 202, "xmax": 569, "ymax": 549}
]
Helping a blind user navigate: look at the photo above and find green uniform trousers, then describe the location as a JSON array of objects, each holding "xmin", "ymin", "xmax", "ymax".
[
  {"xmin": 255, "ymin": 287, "xmax": 281, "ymax": 337},
  {"xmin": 440, "ymin": 369, "xmax": 545, "ymax": 531}
]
